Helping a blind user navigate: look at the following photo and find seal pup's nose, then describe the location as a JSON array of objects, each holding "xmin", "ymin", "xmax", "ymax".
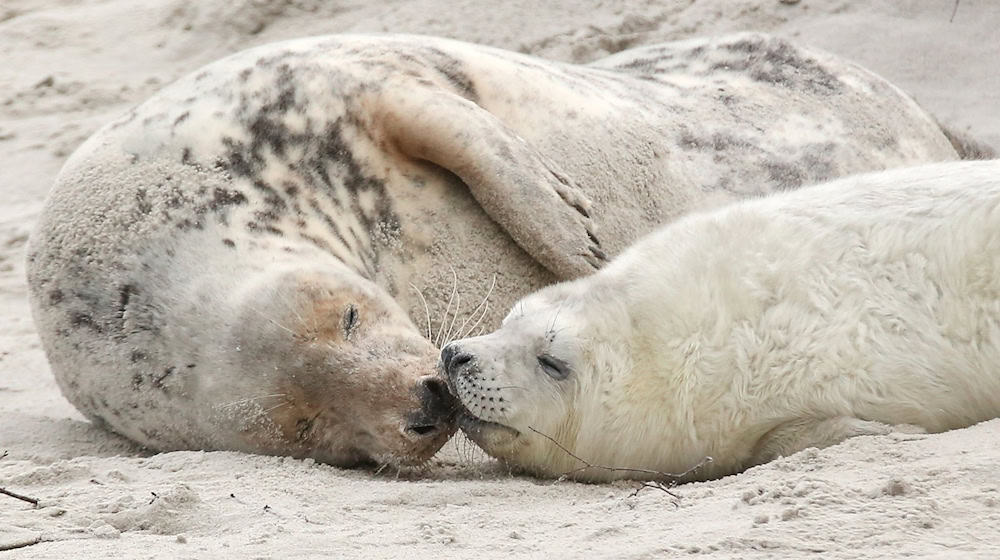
[
  {"xmin": 405, "ymin": 375, "xmax": 457, "ymax": 438},
  {"xmin": 440, "ymin": 343, "xmax": 474, "ymax": 379}
]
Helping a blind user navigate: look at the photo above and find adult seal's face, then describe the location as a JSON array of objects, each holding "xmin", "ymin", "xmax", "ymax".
[
  {"xmin": 226, "ymin": 267, "xmax": 458, "ymax": 466},
  {"xmin": 439, "ymin": 282, "xmax": 630, "ymax": 477}
]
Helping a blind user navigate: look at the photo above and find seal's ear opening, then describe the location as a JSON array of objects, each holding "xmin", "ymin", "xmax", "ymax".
[
  {"xmin": 342, "ymin": 303, "xmax": 359, "ymax": 338},
  {"xmin": 377, "ymin": 85, "xmax": 607, "ymax": 280}
]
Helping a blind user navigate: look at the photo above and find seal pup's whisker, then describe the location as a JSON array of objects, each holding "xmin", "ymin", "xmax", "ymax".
[
  {"xmin": 546, "ymin": 300, "xmax": 567, "ymax": 339},
  {"xmin": 434, "ymin": 266, "xmax": 460, "ymax": 347},
  {"xmin": 457, "ymin": 274, "xmax": 497, "ymax": 340},
  {"xmin": 408, "ymin": 282, "xmax": 434, "ymax": 340},
  {"xmin": 453, "ymin": 432, "xmax": 489, "ymax": 465}
]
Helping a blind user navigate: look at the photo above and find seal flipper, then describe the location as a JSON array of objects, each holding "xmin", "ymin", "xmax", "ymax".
[
  {"xmin": 378, "ymin": 86, "xmax": 607, "ymax": 279},
  {"xmin": 748, "ymin": 416, "xmax": 900, "ymax": 466}
]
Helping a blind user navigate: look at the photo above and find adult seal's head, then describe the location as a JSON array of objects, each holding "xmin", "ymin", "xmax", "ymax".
[{"xmin": 218, "ymin": 265, "xmax": 459, "ymax": 465}]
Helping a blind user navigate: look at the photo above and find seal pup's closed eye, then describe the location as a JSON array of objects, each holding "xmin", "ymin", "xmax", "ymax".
[{"xmin": 442, "ymin": 160, "xmax": 1000, "ymax": 482}]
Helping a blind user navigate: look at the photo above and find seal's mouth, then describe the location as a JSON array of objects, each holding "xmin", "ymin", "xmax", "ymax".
[
  {"xmin": 456, "ymin": 410, "xmax": 519, "ymax": 436},
  {"xmin": 443, "ymin": 376, "xmax": 519, "ymax": 440},
  {"xmin": 439, "ymin": 346, "xmax": 521, "ymax": 452},
  {"xmin": 454, "ymin": 408, "xmax": 520, "ymax": 452}
]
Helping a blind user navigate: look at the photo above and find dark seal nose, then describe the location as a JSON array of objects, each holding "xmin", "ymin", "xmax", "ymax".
[
  {"xmin": 405, "ymin": 376, "xmax": 458, "ymax": 438},
  {"xmin": 440, "ymin": 343, "xmax": 474, "ymax": 380}
]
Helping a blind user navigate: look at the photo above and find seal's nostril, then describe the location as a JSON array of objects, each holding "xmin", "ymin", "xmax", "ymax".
[
  {"xmin": 441, "ymin": 343, "xmax": 476, "ymax": 377},
  {"xmin": 422, "ymin": 376, "xmax": 449, "ymax": 400},
  {"xmin": 450, "ymin": 353, "xmax": 473, "ymax": 372},
  {"xmin": 417, "ymin": 375, "xmax": 458, "ymax": 421},
  {"xmin": 440, "ymin": 343, "xmax": 458, "ymax": 368},
  {"xmin": 406, "ymin": 424, "xmax": 438, "ymax": 437}
]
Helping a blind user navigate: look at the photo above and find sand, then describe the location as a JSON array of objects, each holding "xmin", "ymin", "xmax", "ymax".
[{"xmin": 2, "ymin": 0, "xmax": 999, "ymax": 557}]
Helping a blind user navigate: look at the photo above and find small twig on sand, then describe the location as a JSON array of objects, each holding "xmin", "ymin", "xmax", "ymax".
[
  {"xmin": 0, "ymin": 534, "xmax": 42, "ymax": 552},
  {"xmin": 950, "ymin": 0, "xmax": 960, "ymax": 22},
  {"xmin": 528, "ymin": 427, "xmax": 712, "ymax": 498},
  {"xmin": 0, "ymin": 450, "xmax": 41, "ymax": 506},
  {"xmin": 0, "ymin": 487, "xmax": 40, "ymax": 507}
]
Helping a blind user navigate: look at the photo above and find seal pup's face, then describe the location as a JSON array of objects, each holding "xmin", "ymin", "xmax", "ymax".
[
  {"xmin": 439, "ymin": 280, "xmax": 634, "ymax": 478},
  {"xmin": 227, "ymin": 268, "xmax": 457, "ymax": 467}
]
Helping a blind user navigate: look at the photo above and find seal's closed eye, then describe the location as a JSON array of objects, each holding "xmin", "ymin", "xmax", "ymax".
[{"xmin": 537, "ymin": 354, "xmax": 570, "ymax": 380}]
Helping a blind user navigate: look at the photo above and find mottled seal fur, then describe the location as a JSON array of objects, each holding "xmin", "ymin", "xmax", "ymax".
[
  {"xmin": 442, "ymin": 159, "xmax": 1000, "ymax": 482},
  {"xmin": 28, "ymin": 32, "xmax": 963, "ymax": 465}
]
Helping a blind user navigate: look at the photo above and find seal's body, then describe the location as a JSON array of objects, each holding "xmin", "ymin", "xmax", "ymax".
[
  {"xmin": 442, "ymin": 160, "xmax": 1000, "ymax": 481},
  {"xmin": 28, "ymin": 33, "xmax": 962, "ymax": 465}
]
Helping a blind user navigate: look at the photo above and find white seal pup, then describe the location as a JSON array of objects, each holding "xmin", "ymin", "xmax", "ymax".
[
  {"xmin": 28, "ymin": 32, "xmax": 967, "ymax": 466},
  {"xmin": 442, "ymin": 160, "xmax": 1000, "ymax": 482}
]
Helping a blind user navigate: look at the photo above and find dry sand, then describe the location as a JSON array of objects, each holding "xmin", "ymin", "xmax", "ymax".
[{"xmin": 2, "ymin": 0, "xmax": 999, "ymax": 558}]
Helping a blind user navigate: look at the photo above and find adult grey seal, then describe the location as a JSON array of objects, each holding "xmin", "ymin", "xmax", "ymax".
[
  {"xmin": 441, "ymin": 159, "xmax": 1000, "ymax": 481},
  {"xmin": 27, "ymin": 32, "xmax": 965, "ymax": 466}
]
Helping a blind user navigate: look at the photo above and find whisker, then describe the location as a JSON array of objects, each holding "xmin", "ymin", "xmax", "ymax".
[
  {"xmin": 442, "ymin": 291, "xmax": 462, "ymax": 347},
  {"xmin": 262, "ymin": 401, "xmax": 292, "ymax": 414},
  {"xmin": 288, "ymin": 304, "xmax": 307, "ymax": 332},
  {"xmin": 460, "ymin": 433, "xmax": 489, "ymax": 465},
  {"xmin": 218, "ymin": 393, "xmax": 288, "ymax": 409},
  {"xmin": 547, "ymin": 299, "xmax": 567, "ymax": 336},
  {"xmin": 249, "ymin": 306, "xmax": 298, "ymax": 338},
  {"xmin": 408, "ymin": 282, "xmax": 434, "ymax": 340},
  {"xmin": 462, "ymin": 301, "xmax": 490, "ymax": 339},
  {"xmin": 435, "ymin": 266, "xmax": 459, "ymax": 347},
  {"xmin": 458, "ymin": 274, "xmax": 497, "ymax": 339}
]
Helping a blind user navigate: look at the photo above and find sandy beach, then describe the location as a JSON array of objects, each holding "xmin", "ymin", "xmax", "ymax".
[{"xmin": 2, "ymin": 1, "xmax": 999, "ymax": 557}]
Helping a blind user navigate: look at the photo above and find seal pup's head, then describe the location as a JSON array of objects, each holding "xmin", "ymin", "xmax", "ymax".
[
  {"xmin": 222, "ymin": 265, "xmax": 457, "ymax": 467},
  {"xmin": 439, "ymin": 278, "xmax": 648, "ymax": 481}
]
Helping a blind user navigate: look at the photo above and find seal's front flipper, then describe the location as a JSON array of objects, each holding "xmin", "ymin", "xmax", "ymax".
[
  {"xmin": 749, "ymin": 416, "xmax": 897, "ymax": 466},
  {"xmin": 378, "ymin": 85, "xmax": 607, "ymax": 280}
]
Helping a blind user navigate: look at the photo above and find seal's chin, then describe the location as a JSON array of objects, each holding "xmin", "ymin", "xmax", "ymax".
[{"xmin": 456, "ymin": 411, "xmax": 521, "ymax": 452}]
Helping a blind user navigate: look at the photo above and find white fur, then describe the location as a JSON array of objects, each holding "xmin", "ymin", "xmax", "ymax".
[{"xmin": 446, "ymin": 160, "xmax": 1000, "ymax": 481}]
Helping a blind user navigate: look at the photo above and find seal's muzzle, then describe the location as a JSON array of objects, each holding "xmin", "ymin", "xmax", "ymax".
[{"xmin": 405, "ymin": 375, "xmax": 458, "ymax": 438}]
